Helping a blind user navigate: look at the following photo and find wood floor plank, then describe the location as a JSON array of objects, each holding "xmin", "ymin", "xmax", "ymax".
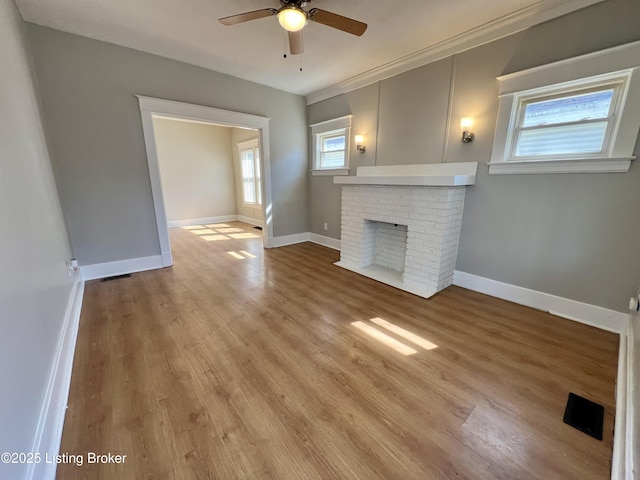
[{"xmin": 57, "ymin": 222, "xmax": 618, "ymax": 479}]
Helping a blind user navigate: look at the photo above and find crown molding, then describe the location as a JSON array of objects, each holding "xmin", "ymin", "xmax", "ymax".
[{"xmin": 305, "ymin": 0, "xmax": 605, "ymax": 105}]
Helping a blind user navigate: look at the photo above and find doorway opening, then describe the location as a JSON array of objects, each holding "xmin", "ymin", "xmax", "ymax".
[{"xmin": 137, "ymin": 96, "xmax": 274, "ymax": 267}]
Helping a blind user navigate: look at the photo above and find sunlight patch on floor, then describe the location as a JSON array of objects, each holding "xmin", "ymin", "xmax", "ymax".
[
  {"xmin": 229, "ymin": 233, "xmax": 259, "ymax": 239},
  {"xmin": 370, "ymin": 317, "xmax": 438, "ymax": 350},
  {"xmin": 227, "ymin": 251, "xmax": 258, "ymax": 260},
  {"xmin": 351, "ymin": 321, "xmax": 417, "ymax": 355},
  {"xmin": 201, "ymin": 235, "xmax": 228, "ymax": 241},
  {"xmin": 181, "ymin": 223, "xmax": 262, "ymax": 242}
]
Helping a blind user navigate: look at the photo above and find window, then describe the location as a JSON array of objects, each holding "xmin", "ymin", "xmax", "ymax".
[
  {"xmin": 489, "ymin": 41, "xmax": 640, "ymax": 174},
  {"xmin": 310, "ymin": 115, "xmax": 352, "ymax": 176},
  {"xmin": 319, "ymin": 130, "xmax": 347, "ymax": 168},
  {"xmin": 237, "ymin": 140, "xmax": 261, "ymax": 205},
  {"xmin": 507, "ymin": 76, "xmax": 628, "ymax": 162}
]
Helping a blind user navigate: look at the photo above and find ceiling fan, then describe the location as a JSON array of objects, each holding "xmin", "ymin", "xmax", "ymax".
[{"xmin": 219, "ymin": 1, "xmax": 367, "ymax": 56}]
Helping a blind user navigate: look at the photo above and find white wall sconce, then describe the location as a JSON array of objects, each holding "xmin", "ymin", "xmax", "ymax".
[
  {"xmin": 355, "ymin": 135, "xmax": 366, "ymax": 153},
  {"xmin": 460, "ymin": 117, "xmax": 474, "ymax": 143}
]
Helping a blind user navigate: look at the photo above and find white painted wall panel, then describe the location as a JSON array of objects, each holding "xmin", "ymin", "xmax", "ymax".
[{"xmin": 0, "ymin": 1, "xmax": 74, "ymax": 477}]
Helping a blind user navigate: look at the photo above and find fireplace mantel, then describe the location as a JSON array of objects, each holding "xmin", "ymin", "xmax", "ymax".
[{"xmin": 334, "ymin": 162, "xmax": 477, "ymax": 186}]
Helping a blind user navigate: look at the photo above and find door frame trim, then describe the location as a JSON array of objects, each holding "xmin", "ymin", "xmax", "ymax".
[{"xmin": 137, "ymin": 95, "xmax": 273, "ymax": 266}]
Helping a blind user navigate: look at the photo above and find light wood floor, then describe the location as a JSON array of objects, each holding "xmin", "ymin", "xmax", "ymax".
[{"xmin": 58, "ymin": 221, "xmax": 619, "ymax": 479}]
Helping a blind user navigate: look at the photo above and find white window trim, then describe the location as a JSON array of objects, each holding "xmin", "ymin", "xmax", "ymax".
[
  {"xmin": 489, "ymin": 40, "xmax": 640, "ymax": 175},
  {"xmin": 310, "ymin": 115, "xmax": 352, "ymax": 176},
  {"xmin": 237, "ymin": 139, "xmax": 261, "ymax": 208},
  {"xmin": 311, "ymin": 168, "xmax": 350, "ymax": 176}
]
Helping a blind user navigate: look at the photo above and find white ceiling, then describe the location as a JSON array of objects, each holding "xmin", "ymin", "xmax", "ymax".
[{"xmin": 16, "ymin": 0, "xmax": 603, "ymax": 99}]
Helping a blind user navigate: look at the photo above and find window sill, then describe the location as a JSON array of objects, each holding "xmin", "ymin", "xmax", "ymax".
[
  {"xmin": 487, "ymin": 157, "xmax": 634, "ymax": 175},
  {"xmin": 312, "ymin": 168, "xmax": 350, "ymax": 176}
]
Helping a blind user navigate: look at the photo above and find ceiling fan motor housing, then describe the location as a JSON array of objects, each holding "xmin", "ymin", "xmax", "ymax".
[{"xmin": 280, "ymin": 0, "xmax": 309, "ymax": 6}]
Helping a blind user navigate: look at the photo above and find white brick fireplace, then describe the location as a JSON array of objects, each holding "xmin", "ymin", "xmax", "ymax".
[{"xmin": 334, "ymin": 163, "xmax": 477, "ymax": 298}]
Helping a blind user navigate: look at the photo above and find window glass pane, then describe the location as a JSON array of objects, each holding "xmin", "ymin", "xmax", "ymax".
[
  {"xmin": 514, "ymin": 121, "xmax": 608, "ymax": 157},
  {"xmin": 243, "ymin": 181, "xmax": 255, "ymax": 203},
  {"xmin": 242, "ymin": 149, "xmax": 254, "ymax": 169},
  {"xmin": 522, "ymin": 89, "xmax": 613, "ymax": 127},
  {"xmin": 321, "ymin": 151, "xmax": 345, "ymax": 168},
  {"xmin": 241, "ymin": 149, "xmax": 256, "ymax": 203},
  {"xmin": 322, "ymin": 135, "xmax": 345, "ymax": 152},
  {"xmin": 255, "ymin": 149, "xmax": 261, "ymax": 205}
]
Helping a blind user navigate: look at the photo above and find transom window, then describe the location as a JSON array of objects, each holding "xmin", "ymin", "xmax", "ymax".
[{"xmin": 310, "ymin": 115, "xmax": 352, "ymax": 176}]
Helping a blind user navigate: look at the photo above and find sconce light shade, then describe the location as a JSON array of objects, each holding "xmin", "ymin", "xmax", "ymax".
[
  {"xmin": 460, "ymin": 117, "xmax": 475, "ymax": 143},
  {"xmin": 354, "ymin": 135, "xmax": 366, "ymax": 153},
  {"xmin": 460, "ymin": 117, "xmax": 474, "ymax": 129},
  {"xmin": 277, "ymin": 7, "xmax": 307, "ymax": 32}
]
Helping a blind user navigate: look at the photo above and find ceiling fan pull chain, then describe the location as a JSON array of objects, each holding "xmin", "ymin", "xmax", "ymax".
[{"xmin": 283, "ymin": 29, "xmax": 287, "ymax": 58}]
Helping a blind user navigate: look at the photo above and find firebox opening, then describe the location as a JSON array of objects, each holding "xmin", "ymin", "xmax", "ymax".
[{"xmin": 362, "ymin": 219, "xmax": 408, "ymax": 274}]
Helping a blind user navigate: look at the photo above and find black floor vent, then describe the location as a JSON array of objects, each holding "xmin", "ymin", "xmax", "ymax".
[
  {"xmin": 253, "ymin": 226, "xmax": 263, "ymax": 230},
  {"xmin": 563, "ymin": 392, "xmax": 604, "ymax": 440},
  {"xmin": 101, "ymin": 273, "xmax": 132, "ymax": 282}
]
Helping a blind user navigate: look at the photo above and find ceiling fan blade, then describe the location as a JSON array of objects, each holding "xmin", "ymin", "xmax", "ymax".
[
  {"xmin": 219, "ymin": 8, "xmax": 277, "ymax": 26},
  {"xmin": 308, "ymin": 8, "xmax": 367, "ymax": 36},
  {"xmin": 288, "ymin": 30, "xmax": 304, "ymax": 55}
]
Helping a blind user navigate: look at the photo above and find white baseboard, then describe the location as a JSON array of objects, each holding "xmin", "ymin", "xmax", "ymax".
[
  {"xmin": 611, "ymin": 315, "xmax": 636, "ymax": 480},
  {"xmin": 80, "ymin": 255, "xmax": 165, "ymax": 281},
  {"xmin": 308, "ymin": 233, "xmax": 341, "ymax": 251},
  {"xmin": 270, "ymin": 232, "xmax": 310, "ymax": 248},
  {"xmin": 628, "ymin": 315, "xmax": 638, "ymax": 479},
  {"xmin": 453, "ymin": 270, "xmax": 627, "ymax": 334},
  {"xmin": 270, "ymin": 232, "xmax": 340, "ymax": 250},
  {"xmin": 167, "ymin": 215, "xmax": 238, "ymax": 228},
  {"xmin": 168, "ymin": 215, "xmax": 264, "ymax": 228},
  {"xmin": 161, "ymin": 250, "xmax": 173, "ymax": 267},
  {"xmin": 26, "ymin": 273, "xmax": 85, "ymax": 480},
  {"xmin": 236, "ymin": 215, "xmax": 263, "ymax": 228}
]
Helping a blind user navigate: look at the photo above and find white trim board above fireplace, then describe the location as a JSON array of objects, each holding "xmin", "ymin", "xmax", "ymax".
[
  {"xmin": 334, "ymin": 162, "xmax": 478, "ymax": 186},
  {"xmin": 335, "ymin": 163, "xmax": 477, "ymax": 298}
]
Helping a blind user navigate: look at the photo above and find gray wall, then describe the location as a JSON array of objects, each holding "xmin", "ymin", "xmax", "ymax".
[
  {"xmin": 26, "ymin": 24, "xmax": 309, "ymax": 265},
  {"xmin": 308, "ymin": 83, "xmax": 381, "ymax": 238},
  {"xmin": 377, "ymin": 58, "xmax": 453, "ymax": 166},
  {"xmin": 153, "ymin": 118, "xmax": 237, "ymax": 222},
  {"xmin": 308, "ymin": 0, "xmax": 640, "ymax": 313},
  {"xmin": 0, "ymin": 0, "xmax": 74, "ymax": 476}
]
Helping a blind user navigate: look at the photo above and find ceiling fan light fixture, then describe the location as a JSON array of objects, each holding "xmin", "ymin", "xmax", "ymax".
[{"xmin": 277, "ymin": 6, "xmax": 307, "ymax": 32}]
